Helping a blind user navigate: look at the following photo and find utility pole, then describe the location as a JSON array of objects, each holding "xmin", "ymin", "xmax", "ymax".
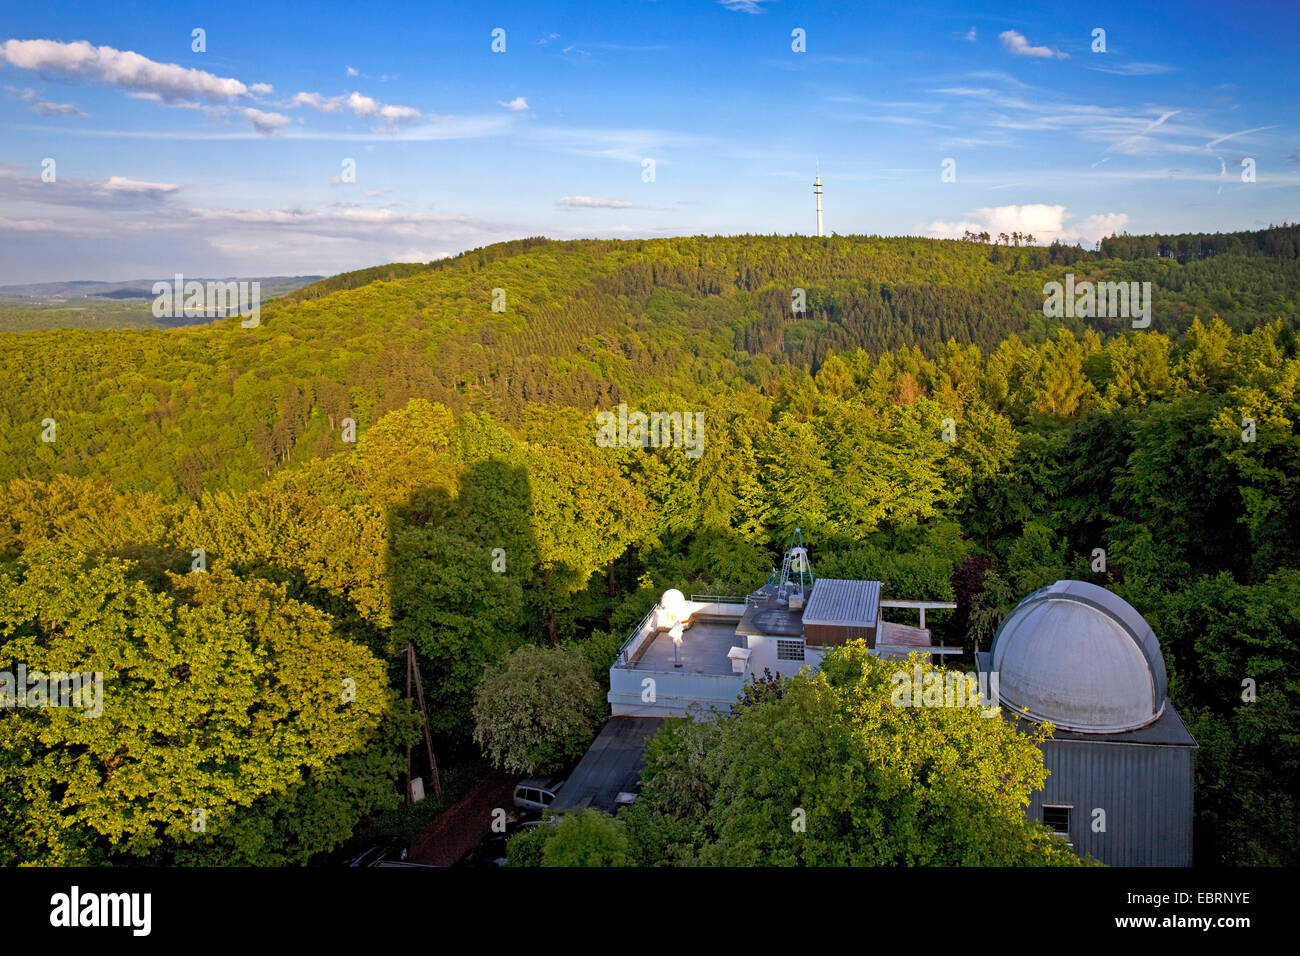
[{"xmin": 405, "ymin": 643, "xmax": 442, "ymax": 802}]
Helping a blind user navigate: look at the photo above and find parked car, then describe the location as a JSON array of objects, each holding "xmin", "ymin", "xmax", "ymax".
[
  {"xmin": 345, "ymin": 842, "xmax": 408, "ymax": 867},
  {"xmin": 460, "ymin": 833, "xmax": 509, "ymax": 867},
  {"xmin": 512, "ymin": 777, "xmax": 565, "ymax": 812}
]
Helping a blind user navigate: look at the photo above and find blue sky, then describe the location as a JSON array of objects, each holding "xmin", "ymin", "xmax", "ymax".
[{"xmin": 1, "ymin": 0, "xmax": 1297, "ymax": 282}]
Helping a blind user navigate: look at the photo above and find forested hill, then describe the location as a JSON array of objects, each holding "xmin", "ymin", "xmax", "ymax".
[
  {"xmin": 2, "ymin": 228, "xmax": 1297, "ymax": 498},
  {"xmin": 2, "ymin": 226, "xmax": 1298, "ymax": 866}
]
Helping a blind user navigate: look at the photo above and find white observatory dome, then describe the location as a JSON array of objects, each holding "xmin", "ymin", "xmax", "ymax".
[
  {"xmin": 657, "ymin": 589, "xmax": 689, "ymax": 629},
  {"xmin": 990, "ymin": 580, "xmax": 1168, "ymax": 734}
]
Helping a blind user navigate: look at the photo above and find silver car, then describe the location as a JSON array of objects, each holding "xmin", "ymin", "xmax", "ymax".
[{"xmin": 512, "ymin": 777, "xmax": 565, "ymax": 812}]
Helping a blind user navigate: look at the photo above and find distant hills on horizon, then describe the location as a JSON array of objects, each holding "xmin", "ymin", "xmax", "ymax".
[
  {"xmin": 0, "ymin": 275, "xmax": 328, "ymax": 332},
  {"xmin": 0, "ymin": 275, "xmax": 326, "ymax": 302}
]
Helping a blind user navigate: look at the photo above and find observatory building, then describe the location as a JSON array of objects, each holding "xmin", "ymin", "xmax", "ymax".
[
  {"xmin": 978, "ymin": 580, "xmax": 1197, "ymax": 866},
  {"xmin": 604, "ymin": 540, "xmax": 1195, "ymax": 865}
]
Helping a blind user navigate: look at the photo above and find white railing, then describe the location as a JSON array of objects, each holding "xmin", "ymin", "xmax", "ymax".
[
  {"xmin": 614, "ymin": 608, "xmax": 658, "ymax": 667},
  {"xmin": 879, "ymin": 599, "xmax": 958, "ymax": 630}
]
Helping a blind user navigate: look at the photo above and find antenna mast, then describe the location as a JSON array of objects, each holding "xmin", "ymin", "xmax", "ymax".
[
  {"xmin": 814, "ymin": 165, "xmax": 823, "ymax": 237},
  {"xmin": 775, "ymin": 527, "xmax": 815, "ymax": 604}
]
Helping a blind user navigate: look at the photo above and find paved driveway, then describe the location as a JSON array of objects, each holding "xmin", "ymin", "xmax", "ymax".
[{"xmin": 408, "ymin": 769, "xmax": 518, "ymax": 866}]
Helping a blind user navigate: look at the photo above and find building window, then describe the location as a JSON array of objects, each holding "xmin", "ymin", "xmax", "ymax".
[
  {"xmin": 1042, "ymin": 805, "xmax": 1071, "ymax": 836},
  {"xmin": 776, "ymin": 640, "xmax": 805, "ymax": 662}
]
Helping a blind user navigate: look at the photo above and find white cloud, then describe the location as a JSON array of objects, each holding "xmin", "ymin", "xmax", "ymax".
[
  {"xmin": 242, "ymin": 107, "xmax": 291, "ymax": 135},
  {"xmin": 0, "ymin": 38, "xmax": 266, "ymax": 101},
  {"xmin": 346, "ymin": 91, "xmax": 379, "ymax": 116},
  {"xmin": 718, "ymin": 0, "xmax": 772, "ymax": 12},
  {"xmin": 393, "ymin": 247, "xmax": 449, "ymax": 262},
  {"xmin": 1068, "ymin": 213, "xmax": 1130, "ymax": 245},
  {"xmin": 964, "ymin": 27, "xmax": 977, "ymax": 42},
  {"xmin": 346, "ymin": 65, "xmax": 359, "ymax": 76},
  {"xmin": 379, "ymin": 104, "xmax": 421, "ymax": 123},
  {"xmin": 498, "ymin": 96, "xmax": 529, "ymax": 112},
  {"xmin": 999, "ymin": 30, "xmax": 1068, "ymax": 60},
  {"xmin": 103, "ymin": 175, "xmax": 181, "ymax": 195},
  {"xmin": 555, "ymin": 196, "xmax": 634, "ymax": 208},
  {"xmin": 287, "ymin": 89, "xmax": 424, "ymax": 129},
  {"xmin": 922, "ymin": 204, "xmax": 1126, "ymax": 246}
]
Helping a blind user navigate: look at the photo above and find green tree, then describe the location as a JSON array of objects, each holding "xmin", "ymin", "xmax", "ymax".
[
  {"xmin": 0, "ymin": 547, "xmax": 407, "ymax": 865},
  {"xmin": 542, "ymin": 810, "xmax": 629, "ymax": 866},
  {"xmin": 622, "ymin": 644, "xmax": 1087, "ymax": 866},
  {"xmin": 472, "ymin": 644, "xmax": 601, "ymax": 775},
  {"xmin": 503, "ymin": 822, "xmax": 550, "ymax": 866}
]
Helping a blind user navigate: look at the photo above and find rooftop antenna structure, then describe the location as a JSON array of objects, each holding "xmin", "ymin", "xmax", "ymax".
[
  {"xmin": 814, "ymin": 163, "xmax": 823, "ymax": 237},
  {"xmin": 772, "ymin": 527, "xmax": 815, "ymax": 606}
]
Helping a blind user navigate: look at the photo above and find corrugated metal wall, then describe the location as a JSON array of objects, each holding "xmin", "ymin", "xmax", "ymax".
[{"xmin": 1028, "ymin": 739, "xmax": 1195, "ymax": 866}]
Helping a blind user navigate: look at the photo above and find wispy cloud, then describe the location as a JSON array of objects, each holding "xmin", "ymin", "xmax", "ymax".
[
  {"xmin": 1106, "ymin": 109, "xmax": 1181, "ymax": 153},
  {"xmin": 12, "ymin": 114, "xmax": 514, "ymax": 142},
  {"xmin": 1205, "ymin": 125, "xmax": 1277, "ymax": 148},
  {"xmin": 926, "ymin": 77, "xmax": 1253, "ymax": 160},
  {"xmin": 1089, "ymin": 61, "xmax": 1175, "ymax": 76},
  {"xmin": 498, "ymin": 96, "xmax": 529, "ymax": 112},
  {"xmin": 5, "ymin": 85, "xmax": 87, "ymax": 117},
  {"xmin": 0, "ymin": 167, "xmax": 182, "ymax": 208},
  {"xmin": 32, "ymin": 100, "xmax": 88, "ymax": 117},
  {"xmin": 534, "ymin": 125, "xmax": 711, "ymax": 163},
  {"xmin": 718, "ymin": 0, "xmax": 773, "ymax": 13},
  {"xmin": 555, "ymin": 196, "xmax": 634, "ymax": 209}
]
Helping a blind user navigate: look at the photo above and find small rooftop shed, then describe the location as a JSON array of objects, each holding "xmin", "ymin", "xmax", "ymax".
[{"xmin": 801, "ymin": 578, "xmax": 881, "ymax": 647}]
